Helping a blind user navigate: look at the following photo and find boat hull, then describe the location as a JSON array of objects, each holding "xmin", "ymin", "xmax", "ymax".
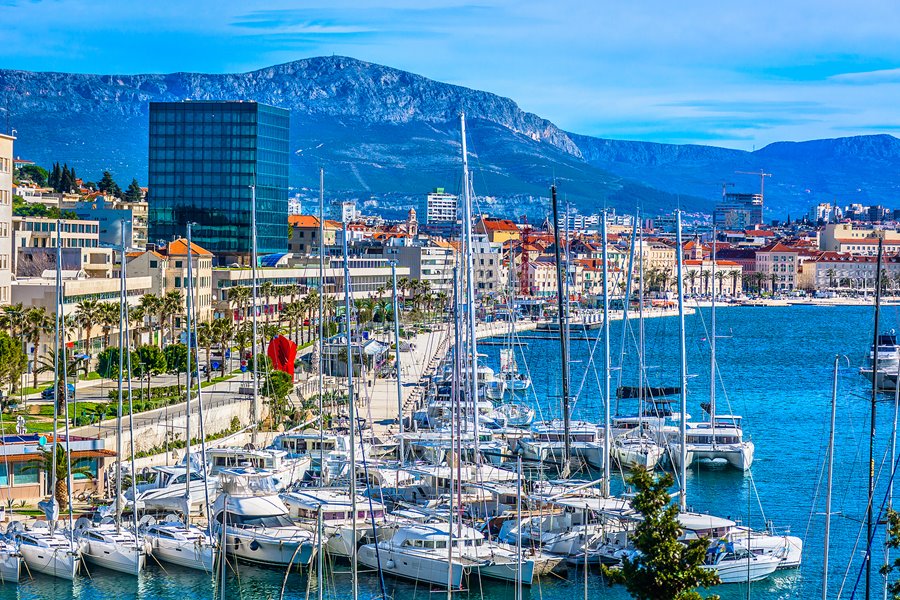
[
  {"xmin": 151, "ymin": 537, "xmax": 216, "ymax": 572},
  {"xmin": 222, "ymin": 530, "xmax": 314, "ymax": 567},
  {"xmin": 18, "ymin": 545, "xmax": 79, "ymax": 580},
  {"xmin": 358, "ymin": 544, "xmax": 469, "ymax": 588},
  {"xmin": 80, "ymin": 541, "xmax": 145, "ymax": 576},
  {"xmin": 704, "ymin": 555, "xmax": 779, "ymax": 583}
]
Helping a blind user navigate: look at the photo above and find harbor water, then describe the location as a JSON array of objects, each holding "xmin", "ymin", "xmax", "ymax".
[{"xmin": 1, "ymin": 304, "xmax": 895, "ymax": 599}]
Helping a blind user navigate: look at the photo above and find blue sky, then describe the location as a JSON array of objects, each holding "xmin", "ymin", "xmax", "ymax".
[{"xmin": 3, "ymin": 0, "xmax": 900, "ymax": 150}]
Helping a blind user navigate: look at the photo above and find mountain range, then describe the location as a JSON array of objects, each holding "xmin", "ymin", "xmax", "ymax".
[{"xmin": 2, "ymin": 55, "xmax": 899, "ymax": 221}]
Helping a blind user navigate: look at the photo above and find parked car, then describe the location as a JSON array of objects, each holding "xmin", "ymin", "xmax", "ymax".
[{"xmin": 40, "ymin": 383, "xmax": 76, "ymax": 400}]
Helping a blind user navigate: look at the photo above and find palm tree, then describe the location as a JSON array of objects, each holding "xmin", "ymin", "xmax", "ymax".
[
  {"xmin": 196, "ymin": 321, "xmax": 215, "ymax": 383},
  {"xmin": 36, "ymin": 348, "xmax": 83, "ymax": 410},
  {"xmin": 686, "ymin": 270, "xmax": 698, "ymax": 295},
  {"xmin": 730, "ymin": 270, "xmax": 740, "ymax": 297},
  {"xmin": 826, "ymin": 268, "xmax": 837, "ymax": 290},
  {"xmin": 129, "ymin": 305, "xmax": 147, "ymax": 348},
  {"xmin": 23, "ymin": 444, "xmax": 93, "ymax": 511},
  {"xmin": 213, "ymin": 318, "xmax": 234, "ymax": 376},
  {"xmin": 24, "ymin": 307, "xmax": 53, "ymax": 389},
  {"xmin": 138, "ymin": 294, "xmax": 161, "ymax": 345},
  {"xmin": 160, "ymin": 291, "xmax": 184, "ymax": 347},
  {"xmin": 322, "ymin": 295, "xmax": 337, "ymax": 336},
  {"xmin": 700, "ymin": 270, "xmax": 710, "ymax": 295},
  {"xmin": 715, "ymin": 271, "xmax": 727, "ymax": 297},
  {"xmin": 260, "ymin": 281, "xmax": 276, "ymax": 328},
  {"xmin": 234, "ymin": 323, "xmax": 253, "ymax": 368},
  {"xmin": 73, "ymin": 299, "xmax": 101, "ymax": 355},
  {"xmin": 98, "ymin": 302, "xmax": 120, "ymax": 350},
  {"xmin": 229, "ymin": 286, "xmax": 251, "ymax": 323},
  {"xmin": 0, "ymin": 303, "xmax": 26, "ymax": 340}
]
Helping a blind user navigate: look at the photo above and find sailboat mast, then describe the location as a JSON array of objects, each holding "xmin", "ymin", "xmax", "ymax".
[
  {"xmin": 601, "ymin": 210, "xmax": 611, "ymax": 497},
  {"xmin": 56, "ymin": 223, "xmax": 75, "ymax": 546},
  {"xmin": 823, "ymin": 354, "xmax": 839, "ymax": 600},
  {"xmin": 615, "ymin": 214, "xmax": 639, "ymax": 416},
  {"xmin": 639, "ymin": 222, "xmax": 645, "ymax": 410},
  {"xmin": 867, "ymin": 238, "xmax": 884, "ymax": 600},
  {"xmin": 250, "ymin": 182, "xmax": 260, "ymax": 439},
  {"xmin": 391, "ymin": 262, "xmax": 404, "ymax": 465},
  {"xmin": 318, "ymin": 169, "xmax": 325, "ymax": 486},
  {"xmin": 710, "ymin": 227, "xmax": 717, "ymax": 445},
  {"xmin": 460, "ymin": 113, "xmax": 480, "ymax": 459},
  {"xmin": 184, "ymin": 223, "xmax": 195, "ymax": 530},
  {"xmin": 115, "ymin": 221, "xmax": 126, "ymax": 534},
  {"xmin": 675, "ymin": 211, "xmax": 688, "ymax": 512},
  {"xmin": 341, "ymin": 222, "xmax": 359, "ymax": 600},
  {"xmin": 550, "ymin": 185, "xmax": 571, "ymax": 465}
]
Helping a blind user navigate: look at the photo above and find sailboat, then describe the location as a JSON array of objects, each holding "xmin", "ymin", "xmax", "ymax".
[
  {"xmin": 6, "ymin": 227, "xmax": 83, "ymax": 581},
  {"xmin": 671, "ymin": 231, "xmax": 754, "ymax": 471},
  {"xmin": 144, "ymin": 223, "xmax": 218, "ymax": 572},
  {"xmin": 76, "ymin": 226, "xmax": 149, "ymax": 576},
  {"xmin": 610, "ymin": 216, "xmax": 664, "ymax": 471}
]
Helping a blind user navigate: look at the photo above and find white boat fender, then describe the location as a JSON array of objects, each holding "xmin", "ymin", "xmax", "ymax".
[{"xmin": 385, "ymin": 560, "xmax": 395, "ymax": 569}]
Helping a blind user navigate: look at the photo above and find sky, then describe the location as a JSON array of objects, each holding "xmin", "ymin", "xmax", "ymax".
[{"xmin": 3, "ymin": 0, "xmax": 900, "ymax": 150}]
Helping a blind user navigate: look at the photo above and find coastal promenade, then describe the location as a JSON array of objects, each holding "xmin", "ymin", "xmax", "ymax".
[{"xmin": 361, "ymin": 319, "xmax": 540, "ymax": 438}]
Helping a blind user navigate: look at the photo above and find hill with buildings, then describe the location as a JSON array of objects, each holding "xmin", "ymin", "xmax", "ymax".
[{"xmin": 2, "ymin": 55, "xmax": 899, "ymax": 221}]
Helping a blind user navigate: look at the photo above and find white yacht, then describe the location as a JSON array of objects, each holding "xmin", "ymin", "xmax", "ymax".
[
  {"xmin": 280, "ymin": 488, "xmax": 386, "ymax": 557},
  {"xmin": 143, "ymin": 516, "xmax": 217, "ymax": 572},
  {"xmin": 518, "ymin": 420, "xmax": 605, "ymax": 469},
  {"xmin": 493, "ymin": 403, "xmax": 535, "ymax": 428},
  {"xmin": 126, "ymin": 465, "xmax": 218, "ymax": 513},
  {"xmin": 0, "ymin": 534, "xmax": 21, "ymax": 583},
  {"xmin": 213, "ymin": 468, "xmax": 315, "ymax": 567},
  {"xmin": 207, "ymin": 447, "xmax": 310, "ymax": 490},
  {"xmin": 611, "ymin": 433, "xmax": 664, "ymax": 470},
  {"xmin": 360, "ymin": 522, "xmax": 534, "ymax": 587},
  {"xmin": 679, "ymin": 512, "xmax": 803, "ymax": 570},
  {"xmin": 702, "ymin": 540, "xmax": 780, "ymax": 583},
  {"xmin": 74, "ymin": 518, "xmax": 149, "ymax": 576},
  {"xmin": 670, "ymin": 415, "xmax": 754, "ymax": 471},
  {"xmin": 8, "ymin": 521, "xmax": 79, "ymax": 580}
]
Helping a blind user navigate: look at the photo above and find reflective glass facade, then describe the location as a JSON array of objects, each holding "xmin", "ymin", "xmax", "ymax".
[{"xmin": 148, "ymin": 101, "xmax": 289, "ymax": 260}]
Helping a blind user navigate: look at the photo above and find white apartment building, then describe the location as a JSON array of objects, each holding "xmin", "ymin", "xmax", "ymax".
[
  {"xmin": 426, "ymin": 188, "xmax": 458, "ymax": 224},
  {"xmin": 0, "ymin": 135, "xmax": 13, "ymax": 304},
  {"xmin": 12, "ymin": 216, "xmax": 113, "ymax": 278}
]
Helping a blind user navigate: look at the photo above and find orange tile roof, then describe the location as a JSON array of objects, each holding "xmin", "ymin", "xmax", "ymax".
[
  {"xmin": 167, "ymin": 238, "xmax": 213, "ymax": 257},
  {"xmin": 288, "ymin": 215, "xmax": 320, "ymax": 228},
  {"xmin": 480, "ymin": 218, "xmax": 519, "ymax": 232}
]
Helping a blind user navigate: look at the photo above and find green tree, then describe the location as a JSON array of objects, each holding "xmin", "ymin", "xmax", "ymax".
[
  {"xmin": 262, "ymin": 369, "xmax": 294, "ymax": 425},
  {"xmin": 0, "ymin": 331, "xmax": 27, "ymax": 394},
  {"xmin": 164, "ymin": 343, "xmax": 190, "ymax": 394},
  {"xmin": 882, "ymin": 509, "xmax": 900, "ymax": 597},
  {"xmin": 18, "ymin": 165, "xmax": 48, "ymax": 187},
  {"xmin": 22, "ymin": 444, "xmax": 93, "ymax": 511},
  {"xmin": 124, "ymin": 178, "xmax": 143, "ymax": 203},
  {"xmin": 49, "ymin": 162, "xmax": 61, "ymax": 191},
  {"xmin": 133, "ymin": 344, "xmax": 167, "ymax": 402},
  {"xmin": 605, "ymin": 467, "xmax": 719, "ymax": 600},
  {"xmin": 97, "ymin": 171, "xmax": 121, "ymax": 198},
  {"xmin": 96, "ymin": 346, "xmax": 132, "ymax": 380}
]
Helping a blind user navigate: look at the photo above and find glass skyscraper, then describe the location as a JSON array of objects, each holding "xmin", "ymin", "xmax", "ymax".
[{"xmin": 148, "ymin": 101, "xmax": 290, "ymax": 261}]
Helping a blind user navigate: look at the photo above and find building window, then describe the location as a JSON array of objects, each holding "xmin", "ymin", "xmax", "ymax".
[
  {"xmin": 150, "ymin": 260, "xmax": 158, "ymax": 268},
  {"xmin": 175, "ymin": 261, "xmax": 183, "ymax": 268},
  {"xmin": 13, "ymin": 462, "xmax": 38, "ymax": 485},
  {"xmin": 175, "ymin": 276, "xmax": 181, "ymax": 288}
]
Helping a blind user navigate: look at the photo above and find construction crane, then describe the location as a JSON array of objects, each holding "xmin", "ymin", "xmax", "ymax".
[{"xmin": 736, "ymin": 170, "xmax": 772, "ymax": 199}]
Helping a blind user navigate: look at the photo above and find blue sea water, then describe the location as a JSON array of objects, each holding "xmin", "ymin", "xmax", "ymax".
[{"xmin": 1, "ymin": 305, "xmax": 895, "ymax": 599}]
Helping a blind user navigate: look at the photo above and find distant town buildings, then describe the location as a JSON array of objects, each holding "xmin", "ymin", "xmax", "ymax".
[{"xmin": 426, "ymin": 188, "xmax": 458, "ymax": 224}]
